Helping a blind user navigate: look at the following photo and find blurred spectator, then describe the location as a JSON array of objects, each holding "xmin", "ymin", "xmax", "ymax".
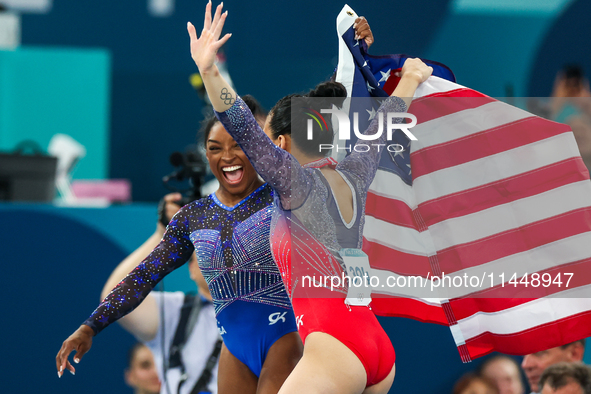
[
  {"xmin": 521, "ymin": 340, "xmax": 586, "ymax": 393},
  {"xmin": 550, "ymin": 65, "xmax": 591, "ymax": 171},
  {"xmin": 125, "ymin": 343, "xmax": 161, "ymax": 394},
  {"xmin": 528, "ymin": 65, "xmax": 591, "ymax": 172},
  {"xmin": 453, "ymin": 372, "xmax": 499, "ymax": 394},
  {"xmin": 480, "ymin": 355, "xmax": 525, "ymax": 394},
  {"xmin": 550, "ymin": 65, "xmax": 591, "ymax": 118},
  {"xmin": 539, "ymin": 362, "xmax": 591, "ymax": 394}
]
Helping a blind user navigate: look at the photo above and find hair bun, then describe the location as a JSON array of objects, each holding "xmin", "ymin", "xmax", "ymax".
[{"xmin": 308, "ymin": 81, "xmax": 347, "ymax": 99}]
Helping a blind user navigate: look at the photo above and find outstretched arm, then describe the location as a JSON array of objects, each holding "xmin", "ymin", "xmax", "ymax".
[
  {"xmin": 188, "ymin": 3, "xmax": 313, "ymax": 209},
  {"xmin": 56, "ymin": 203, "xmax": 195, "ymax": 377},
  {"xmin": 99, "ymin": 193, "xmax": 186, "ymax": 342}
]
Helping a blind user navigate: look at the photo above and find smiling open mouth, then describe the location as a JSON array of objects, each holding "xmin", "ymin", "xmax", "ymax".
[{"xmin": 222, "ymin": 165, "xmax": 244, "ymax": 184}]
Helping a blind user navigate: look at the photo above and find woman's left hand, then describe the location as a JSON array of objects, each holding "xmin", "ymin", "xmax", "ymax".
[{"xmin": 188, "ymin": 1, "xmax": 232, "ymax": 75}]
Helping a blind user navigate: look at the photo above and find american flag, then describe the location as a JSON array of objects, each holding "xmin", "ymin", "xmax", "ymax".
[{"xmin": 335, "ymin": 5, "xmax": 591, "ymax": 362}]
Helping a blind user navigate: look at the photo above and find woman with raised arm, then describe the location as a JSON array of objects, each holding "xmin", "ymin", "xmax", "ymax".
[
  {"xmin": 188, "ymin": 3, "xmax": 432, "ymax": 393},
  {"xmin": 56, "ymin": 96, "xmax": 306, "ymax": 394}
]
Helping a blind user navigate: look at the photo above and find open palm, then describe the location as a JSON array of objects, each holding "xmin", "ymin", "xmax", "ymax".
[{"xmin": 188, "ymin": 1, "xmax": 231, "ymax": 74}]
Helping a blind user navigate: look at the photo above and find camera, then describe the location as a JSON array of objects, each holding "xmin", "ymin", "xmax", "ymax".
[{"xmin": 158, "ymin": 146, "xmax": 208, "ymax": 226}]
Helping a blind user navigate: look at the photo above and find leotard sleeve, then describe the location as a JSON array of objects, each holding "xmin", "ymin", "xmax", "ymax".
[
  {"xmin": 83, "ymin": 205, "xmax": 195, "ymax": 335},
  {"xmin": 337, "ymin": 96, "xmax": 407, "ymax": 193},
  {"xmin": 215, "ymin": 97, "xmax": 312, "ymax": 211}
]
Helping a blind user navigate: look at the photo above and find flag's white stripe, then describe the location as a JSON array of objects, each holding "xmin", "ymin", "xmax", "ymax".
[
  {"xmin": 456, "ymin": 288, "xmax": 591, "ymax": 341},
  {"xmin": 334, "ymin": 5, "xmax": 357, "ymax": 162},
  {"xmin": 414, "ymin": 75, "xmax": 465, "ymax": 99},
  {"xmin": 364, "ymin": 216, "xmax": 436, "ymax": 256},
  {"xmin": 450, "ymin": 231, "xmax": 591, "ymax": 298},
  {"xmin": 414, "ymin": 133, "xmax": 580, "ymax": 204},
  {"xmin": 370, "ymin": 268, "xmax": 449, "ymax": 299},
  {"xmin": 373, "ymin": 231, "xmax": 591, "ymax": 299},
  {"xmin": 368, "ymin": 169, "xmax": 416, "ymax": 208},
  {"xmin": 411, "ymin": 101, "xmax": 533, "ymax": 152},
  {"xmin": 369, "ymin": 270, "xmax": 444, "ymax": 306},
  {"xmin": 430, "ymin": 181, "xmax": 591, "ymax": 250}
]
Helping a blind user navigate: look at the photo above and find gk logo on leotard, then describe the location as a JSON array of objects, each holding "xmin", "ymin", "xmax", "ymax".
[
  {"xmin": 295, "ymin": 314, "xmax": 304, "ymax": 328},
  {"xmin": 268, "ymin": 312, "xmax": 287, "ymax": 325},
  {"xmin": 218, "ymin": 326, "xmax": 227, "ymax": 335}
]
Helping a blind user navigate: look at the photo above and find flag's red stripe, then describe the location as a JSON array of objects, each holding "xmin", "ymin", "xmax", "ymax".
[
  {"xmin": 370, "ymin": 159, "xmax": 588, "ymax": 230},
  {"xmin": 370, "ymin": 296, "xmax": 448, "ymax": 325},
  {"xmin": 436, "ymin": 207, "xmax": 591, "ymax": 273},
  {"xmin": 363, "ymin": 251, "xmax": 591, "ymax": 319},
  {"xmin": 418, "ymin": 157, "xmax": 590, "ymax": 226},
  {"xmin": 409, "ymin": 90, "xmax": 493, "ymax": 124},
  {"xmin": 463, "ymin": 310, "xmax": 591, "ymax": 359},
  {"xmin": 363, "ymin": 207, "xmax": 591, "ymax": 278},
  {"xmin": 366, "ymin": 193, "xmax": 417, "ymax": 229},
  {"xmin": 412, "ymin": 117, "xmax": 572, "ymax": 178},
  {"xmin": 362, "ymin": 238, "xmax": 432, "ymax": 276},
  {"xmin": 448, "ymin": 257, "xmax": 591, "ymax": 318}
]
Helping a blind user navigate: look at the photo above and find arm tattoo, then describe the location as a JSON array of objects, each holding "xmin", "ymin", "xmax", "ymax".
[{"xmin": 220, "ymin": 88, "xmax": 235, "ymax": 106}]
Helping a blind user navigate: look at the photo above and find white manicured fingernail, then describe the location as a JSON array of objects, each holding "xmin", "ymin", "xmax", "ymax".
[
  {"xmin": 58, "ymin": 372, "xmax": 61, "ymax": 378},
  {"xmin": 60, "ymin": 366, "xmax": 63, "ymax": 372},
  {"xmin": 74, "ymin": 358, "xmax": 80, "ymax": 364},
  {"xmin": 70, "ymin": 370, "xmax": 75, "ymax": 376}
]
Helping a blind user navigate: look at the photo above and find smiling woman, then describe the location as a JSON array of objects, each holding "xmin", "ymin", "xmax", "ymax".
[
  {"xmin": 202, "ymin": 95, "xmax": 267, "ymax": 203},
  {"xmin": 56, "ymin": 92, "xmax": 305, "ymax": 394}
]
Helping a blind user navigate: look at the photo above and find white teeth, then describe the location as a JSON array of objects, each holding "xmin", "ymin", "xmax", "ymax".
[{"xmin": 222, "ymin": 165, "xmax": 242, "ymax": 172}]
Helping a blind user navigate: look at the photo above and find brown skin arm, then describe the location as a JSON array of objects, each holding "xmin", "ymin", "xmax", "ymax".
[
  {"xmin": 55, "ymin": 324, "xmax": 94, "ymax": 377},
  {"xmin": 56, "ymin": 193, "xmax": 184, "ymax": 378},
  {"xmin": 354, "ymin": 17, "xmax": 374, "ymax": 48}
]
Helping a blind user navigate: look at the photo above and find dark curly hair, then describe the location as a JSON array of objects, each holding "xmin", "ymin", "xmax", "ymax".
[{"xmin": 200, "ymin": 94, "xmax": 267, "ymax": 147}]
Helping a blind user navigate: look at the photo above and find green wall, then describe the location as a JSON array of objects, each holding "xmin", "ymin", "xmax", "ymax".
[{"xmin": 0, "ymin": 47, "xmax": 110, "ymax": 179}]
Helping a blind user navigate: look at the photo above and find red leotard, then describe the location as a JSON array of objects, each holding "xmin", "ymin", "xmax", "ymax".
[{"xmin": 215, "ymin": 95, "xmax": 406, "ymax": 386}]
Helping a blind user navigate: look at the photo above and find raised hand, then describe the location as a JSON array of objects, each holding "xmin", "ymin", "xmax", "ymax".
[
  {"xmin": 188, "ymin": 1, "xmax": 231, "ymax": 75},
  {"xmin": 354, "ymin": 17, "xmax": 374, "ymax": 48},
  {"xmin": 391, "ymin": 58, "xmax": 433, "ymax": 106},
  {"xmin": 55, "ymin": 324, "xmax": 94, "ymax": 378},
  {"xmin": 400, "ymin": 58, "xmax": 433, "ymax": 85}
]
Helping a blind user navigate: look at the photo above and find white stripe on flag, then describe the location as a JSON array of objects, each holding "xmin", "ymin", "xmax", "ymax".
[
  {"xmin": 370, "ymin": 268, "xmax": 445, "ymax": 300},
  {"xmin": 373, "ymin": 231, "xmax": 591, "ymax": 299},
  {"xmin": 414, "ymin": 132, "xmax": 581, "ymax": 204},
  {"xmin": 368, "ymin": 169, "xmax": 416, "ymax": 209},
  {"xmin": 364, "ymin": 216, "xmax": 436, "ymax": 256},
  {"xmin": 412, "ymin": 101, "xmax": 533, "ymax": 152},
  {"xmin": 414, "ymin": 75, "xmax": 463, "ymax": 98},
  {"xmin": 456, "ymin": 289, "xmax": 591, "ymax": 341},
  {"xmin": 430, "ymin": 180, "xmax": 591, "ymax": 249}
]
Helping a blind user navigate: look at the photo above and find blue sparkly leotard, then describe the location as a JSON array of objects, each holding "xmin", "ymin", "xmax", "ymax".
[{"xmin": 84, "ymin": 184, "xmax": 297, "ymax": 376}]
